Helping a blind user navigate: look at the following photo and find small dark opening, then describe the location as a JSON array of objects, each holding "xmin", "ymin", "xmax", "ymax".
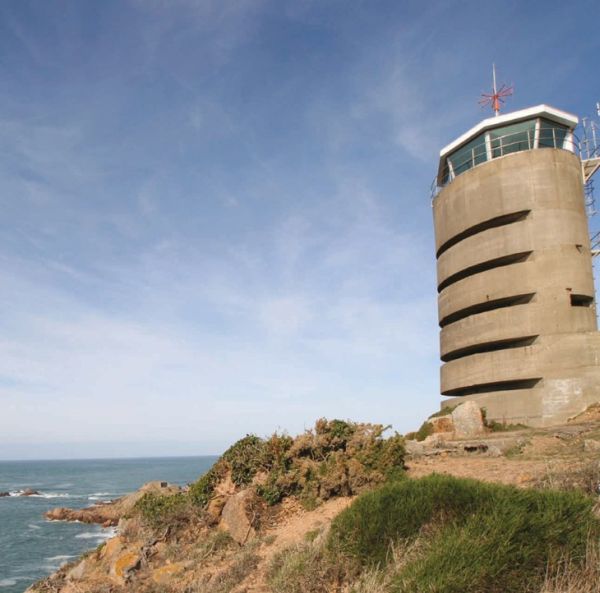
[
  {"xmin": 436, "ymin": 210, "xmax": 530, "ymax": 259},
  {"xmin": 440, "ymin": 293, "xmax": 536, "ymax": 328},
  {"xmin": 570, "ymin": 294, "xmax": 594, "ymax": 307},
  {"xmin": 442, "ymin": 378, "xmax": 542, "ymax": 397},
  {"xmin": 442, "ymin": 335, "xmax": 538, "ymax": 362},
  {"xmin": 438, "ymin": 251, "xmax": 532, "ymax": 293}
]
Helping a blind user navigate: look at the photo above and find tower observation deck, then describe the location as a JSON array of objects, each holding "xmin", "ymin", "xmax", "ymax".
[{"xmin": 432, "ymin": 104, "xmax": 600, "ymax": 426}]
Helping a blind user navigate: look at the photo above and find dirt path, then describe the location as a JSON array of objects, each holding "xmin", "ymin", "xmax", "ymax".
[
  {"xmin": 242, "ymin": 496, "xmax": 354, "ymax": 593},
  {"xmin": 406, "ymin": 456, "xmax": 551, "ymax": 486}
]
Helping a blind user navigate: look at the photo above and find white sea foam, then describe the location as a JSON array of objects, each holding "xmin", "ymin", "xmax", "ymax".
[
  {"xmin": 28, "ymin": 523, "xmax": 42, "ymax": 530},
  {"xmin": 46, "ymin": 554, "xmax": 76, "ymax": 561},
  {"xmin": 0, "ymin": 576, "xmax": 31, "ymax": 587},
  {"xmin": 75, "ymin": 527, "xmax": 115, "ymax": 541},
  {"xmin": 34, "ymin": 493, "xmax": 71, "ymax": 499},
  {"xmin": 74, "ymin": 532, "xmax": 101, "ymax": 539},
  {"xmin": 9, "ymin": 491, "xmax": 71, "ymax": 498}
]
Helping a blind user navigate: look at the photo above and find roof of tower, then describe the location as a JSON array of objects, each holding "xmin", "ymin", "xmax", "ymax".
[{"xmin": 440, "ymin": 104, "xmax": 578, "ymax": 159}]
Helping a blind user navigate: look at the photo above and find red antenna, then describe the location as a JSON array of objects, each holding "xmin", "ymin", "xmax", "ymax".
[{"xmin": 479, "ymin": 64, "xmax": 513, "ymax": 116}]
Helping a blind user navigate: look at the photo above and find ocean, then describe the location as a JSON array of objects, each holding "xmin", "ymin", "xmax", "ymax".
[{"xmin": 0, "ymin": 456, "xmax": 217, "ymax": 593}]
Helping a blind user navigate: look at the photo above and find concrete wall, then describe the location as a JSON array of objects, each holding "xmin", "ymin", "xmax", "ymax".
[{"xmin": 433, "ymin": 148, "xmax": 600, "ymax": 426}]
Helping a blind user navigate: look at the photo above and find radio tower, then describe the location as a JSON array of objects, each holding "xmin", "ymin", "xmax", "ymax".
[{"xmin": 479, "ymin": 64, "xmax": 513, "ymax": 116}]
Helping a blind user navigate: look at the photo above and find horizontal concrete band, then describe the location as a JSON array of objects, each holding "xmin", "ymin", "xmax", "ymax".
[
  {"xmin": 441, "ymin": 370, "xmax": 600, "ymax": 427},
  {"xmin": 440, "ymin": 332, "xmax": 600, "ymax": 395},
  {"xmin": 436, "ymin": 211, "xmax": 590, "ymax": 288},
  {"xmin": 440, "ymin": 302, "xmax": 596, "ymax": 358},
  {"xmin": 437, "ymin": 254, "xmax": 596, "ymax": 324},
  {"xmin": 433, "ymin": 149, "xmax": 585, "ymax": 251}
]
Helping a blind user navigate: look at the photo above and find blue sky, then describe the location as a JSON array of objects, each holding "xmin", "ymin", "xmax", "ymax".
[{"xmin": 1, "ymin": 0, "xmax": 599, "ymax": 459}]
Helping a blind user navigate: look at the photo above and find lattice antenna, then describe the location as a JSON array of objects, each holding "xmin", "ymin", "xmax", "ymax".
[{"xmin": 479, "ymin": 64, "xmax": 513, "ymax": 116}]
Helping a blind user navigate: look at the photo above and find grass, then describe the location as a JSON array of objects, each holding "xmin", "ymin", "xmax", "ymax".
[
  {"xmin": 540, "ymin": 541, "xmax": 600, "ymax": 593},
  {"xmin": 327, "ymin": 474, "xmax": 599, "ymax": 593},
  {"xmin": 504, "ymin": 440, "xmax": 528, "ymax": 458},
  {"xmin": 536, "ymin": 459, "xmax": 600, "ymax": 496},
  {"xmin": 404, "ymin": 421, "xmax": 434, "ymax": 442},
  {"xmin": 268, "ymin": 541, "xmax": 345, "ymax": 593},
  {"xmin": 486, "ymin": 420, "xmax": 530, "ymax": 432},
  {"xmin": 428, "ymin": 405, "xmax": 457, "ymax": 419},
  {"xmin": 198, "ymin": 544, "xmax": 260, "ymax": 593},
  {"xmin": 481, "ymin": 408, "xmax": 529, "ymax": 432}
]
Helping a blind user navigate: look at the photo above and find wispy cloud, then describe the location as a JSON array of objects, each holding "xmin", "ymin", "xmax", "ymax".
[{"xmin": 9, "ymin": 0, "xmax": 593, "ymax": 457}]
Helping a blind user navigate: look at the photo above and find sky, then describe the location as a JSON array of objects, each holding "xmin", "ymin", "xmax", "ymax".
[{"xmin": 1, "ymin": 0, "xmax": 599, "ymax": 459}]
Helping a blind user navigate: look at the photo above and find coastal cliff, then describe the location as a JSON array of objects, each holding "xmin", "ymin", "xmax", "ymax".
[{"xmin": 29, "ymin": 411, "xmax": 600, "ymax": 593}]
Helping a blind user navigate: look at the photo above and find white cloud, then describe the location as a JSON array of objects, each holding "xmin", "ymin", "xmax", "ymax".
[{"xmin": 0, "ymin": 159, "xmax": 440, "ymax": 456}]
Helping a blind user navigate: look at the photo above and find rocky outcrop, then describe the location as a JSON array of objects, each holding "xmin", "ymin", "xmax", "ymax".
[
  {"xmin": 206, "ymin": 494, "xmax": 228, "ymax": 525},
  {"xmin": 429, "ymin": 415, "xmax": 454, "ymax": 434},
  {"xmin": 451, "ymin": 402, "xmax": 485, "ymax": 438},
  {"xmin": 46, "ymin": 506, "xmax": 119, "ymax": 526},
  {"xmin": 66, "ymin": 559, "xmax": 88, "ymax": 581},
  {"xmin": 219, "ymin": 488, "xmax": 257, "ymax": 544},
  {"xmin": 151, "ymin": 562, "xmax": 188, "ymax": 585},
  {"xmin": 110, "ymin": 550, "xmax": 141, "ymax": 583},
  {"xmin": 45, "ymin": 481, "xmax": 181, "ymax": 526},
  {"xmin": 21, "ymin": 488, "xmax": 40, "ymax": 496},
  {"xmin": 0, "ymin": 491, "xmax": 9, "ymax": 497}
]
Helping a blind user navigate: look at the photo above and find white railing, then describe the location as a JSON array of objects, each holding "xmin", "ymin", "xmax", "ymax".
[{"xmin": 431, "ymin": 127, "xmax": 580, "ymax": 199}]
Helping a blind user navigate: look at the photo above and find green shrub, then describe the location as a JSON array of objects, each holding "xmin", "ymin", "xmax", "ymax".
[
  {"xmin": 190, "ymin": 420, "xmax": 405, "ymax": 511},
  {"xmin": 256, "ymin": 473, "xmax": 287, "ymax": 506},
  {"xmin": 407, "ymin": 421, "xmax": 433, "ymax": 442},
  {"xmin": 327, "ymin": 474, "xmax": 599, "ymax": 593},
  {"xmin": 428, "ymin": 405, "xmax": 457, "ymax": 419},
  {"xmin": 189, "ymin": 433, "xmax": 274, "ymax": 506},
  {"xmin": 134, "ymin": 492, "xmax": 196, "ymax": 531},
  {"xmin": 221, "ymin": 435, "xmax": 268, "ymax": 486}
]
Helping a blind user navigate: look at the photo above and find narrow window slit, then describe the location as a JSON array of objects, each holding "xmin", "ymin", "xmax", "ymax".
[{"xmin": 570, "ymin": 294, "xmax": 594, "ymax": 307}]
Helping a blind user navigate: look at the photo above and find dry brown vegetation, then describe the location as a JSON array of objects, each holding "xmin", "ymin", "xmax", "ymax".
[{"xmin": 28, "ymin": 412, "xmax": 600, "ymax": 593}]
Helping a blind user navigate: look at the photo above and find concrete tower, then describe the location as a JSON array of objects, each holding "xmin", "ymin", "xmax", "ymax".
[{"xmin": 432, "ymin": 105, "xmax": 600, "ymax": 426}]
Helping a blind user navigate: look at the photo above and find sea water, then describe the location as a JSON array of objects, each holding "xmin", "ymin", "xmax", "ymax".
[{"xmin": 0, "ymin": 456, "xmax": 217, "ymax": 593}]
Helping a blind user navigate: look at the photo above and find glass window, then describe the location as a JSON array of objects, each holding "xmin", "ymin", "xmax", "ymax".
[
  {"xmin": 489, "ymin": 120, "xmax": 536, "ymax": 158},
  {"xmin": 446, "ymin": 133, "xmax": 487, "ymax": 179},
  {"xmin": 538, "ymin": 118, "xmax": 568, "ymax": 149},
  {"xmin": 440, "ymin": 116, "xmax": 572, "ymax": 187}
]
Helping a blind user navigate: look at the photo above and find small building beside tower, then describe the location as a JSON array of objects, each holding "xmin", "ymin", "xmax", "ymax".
[{"xmin": 432, "ymin": 103, "xmax": 600, "ymax": 426}]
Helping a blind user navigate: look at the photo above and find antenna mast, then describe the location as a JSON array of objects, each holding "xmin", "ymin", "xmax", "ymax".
[{"xmin": 479, "ymin": 64, "xmax": 513, "ymax": 116}]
